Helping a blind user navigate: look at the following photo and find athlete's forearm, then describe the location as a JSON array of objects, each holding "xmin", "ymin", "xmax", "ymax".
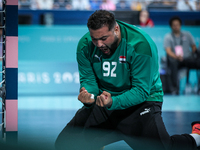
[
  {"xmin": 109, "ymin": 87, "xmax": 148, "ymax": 110},
  {"xmin": 77, "ymin": 50, "xmax": 100, "ymax": 98}
]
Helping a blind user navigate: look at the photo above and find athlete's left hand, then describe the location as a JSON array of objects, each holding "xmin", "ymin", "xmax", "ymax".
[{"xmin": 96, "ymin": 91, "xmax": 113, "ymax": 108}]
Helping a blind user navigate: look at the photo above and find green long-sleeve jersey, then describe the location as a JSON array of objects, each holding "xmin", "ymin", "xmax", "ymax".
[{"xmin": 76, "ymin": 20, "xmax": 163, "ymax": 110}]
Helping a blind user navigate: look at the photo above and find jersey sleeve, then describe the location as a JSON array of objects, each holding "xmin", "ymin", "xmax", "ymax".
[
  {"xmin": 76, "ymin": 42, "xmax": 100, "ymax": 99},
  {"xmin": 108, "ymin": 43, "xmax": 155, "ymax": 110}
]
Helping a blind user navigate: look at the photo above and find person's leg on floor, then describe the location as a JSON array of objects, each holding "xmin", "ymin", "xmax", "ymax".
[
  {"xmin": 55, "ymin": 105, "xmax": 122, "ymax": 150},
  {"xmin": 116, "ymin": 102, "xmax": 197, "ymax": 150}
]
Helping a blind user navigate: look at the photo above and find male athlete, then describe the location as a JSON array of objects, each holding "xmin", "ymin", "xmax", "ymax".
[{"xmin": 55, "ymin": 10, "xmax": 200, "ymax": 150}]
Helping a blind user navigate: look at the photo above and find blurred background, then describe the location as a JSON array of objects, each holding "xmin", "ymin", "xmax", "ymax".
[
  {"xmin": 0, "ymin": 0, "xmax": 200, "ymax": 149},
  {"xmin": 16, "ymin": 0, "xmax": 200, "ymax": 97}
]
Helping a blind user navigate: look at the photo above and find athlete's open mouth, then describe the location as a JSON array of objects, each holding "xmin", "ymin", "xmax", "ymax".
[{"xmin": 100, "ymin": 48, "xmax": 110, "ymax": 54}]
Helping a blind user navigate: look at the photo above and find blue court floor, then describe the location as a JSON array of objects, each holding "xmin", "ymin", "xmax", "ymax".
[{"xmin": 1, "ymin": 95, "xmax": 200, "ymax": 150}]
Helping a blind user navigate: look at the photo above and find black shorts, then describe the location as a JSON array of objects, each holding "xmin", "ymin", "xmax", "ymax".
[{"xmin": 55, "ymin": 101, "xmax": 197, "ymax": 150}]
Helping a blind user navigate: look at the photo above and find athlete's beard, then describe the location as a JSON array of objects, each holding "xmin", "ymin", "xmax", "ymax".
[
  {"xmin": 104, "ymin": 35, "xmax": 119, "ymax": 55},
  {"xmin": 109, "ymin": 35, "xmax": 119, "ymax": 55}
]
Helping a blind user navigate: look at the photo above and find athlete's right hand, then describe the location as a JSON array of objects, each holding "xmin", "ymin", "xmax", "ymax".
[{"xmin": 78, "ymin": 87, "xmax": 95, "ymax": 104}]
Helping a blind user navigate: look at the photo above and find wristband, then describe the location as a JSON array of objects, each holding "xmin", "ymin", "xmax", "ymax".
[{"xmin": 90, "ymin": 94, "xmax": 94, "ymax": 99}]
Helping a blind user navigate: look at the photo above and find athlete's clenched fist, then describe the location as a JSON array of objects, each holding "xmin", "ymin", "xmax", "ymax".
[
  {"xmin": 96, "ymin": 91, "xmax": 113, "ymax": 108},
  {"xmin": 78, "ymin": 87, "xmax": 95, "ymax": 105}
]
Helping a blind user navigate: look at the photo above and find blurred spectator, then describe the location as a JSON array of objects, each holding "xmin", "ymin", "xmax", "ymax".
[
  {"xmin": 53, "ymin": 0, "xmax": 72, "ymax": 10},
  {"xmin": 131, "ymin": 0, "xmax": 142, "ymax": 11},
  {"xmin": 36, "ymin": 0, "xmax": 54, "ymax": 9},
  {"xmin": 100, "ymin": 0, "xmax": 116, "ymax": 11},
  {"xmin": 116, "ymin": 0, "xmax": 130, "ymax": 10},
  {"xmin": 147, "ymin": 0, "xmax": 176, "ymax": 10},
  {"xmin": 72, "ymin": 0, "xmax": 91, "ymax": 10},
  {"xmin": 0, "ymin": 0, "xmax": 2, "ymax": 24},
  {"xmin": 0, "ymin": 0, "xmax": 2, "ymax": 10},
  {"xmin": 112, "ymin": 0, "xmax": 118, "ymax": 5},
  {"xmin": 18, "ymin": 0, "xmax": 31, "ymax": 9},
  {"xmin": 164, "ymin": 16, "xmax": 200, "ymax": 95},
  {"xmin": 163, "ymin": 0, "xmax": 176, "ymax": 6},
  {"xmin": 162, "ymin": 0, "xmax": 177, "ymax": 9},
  {"xmin": 139, "ymin": 10, "xmax": 154, "ymax": 27},
  {"xmin": 194, "ymin": 42, "xmax": 200, "ymax": 94},
  {"xmin": 177, "ymin": 0, "xmax": 197, "ymax": 11},
  {"xmin": 90, "ymin": 0, "xmax": 100, "ymax": 10},
  {"xmin": 141, "ymin": 0, "xmax": 152, "ymax": 10},
  {"xmin": 147, "ymin": 0, "xmax": 162, "ymax": 9},
  {"xmin": 197, "ymin": 0, "xmax": 200, "ymax": 10},
  {"xmin": 29, "ymin": 0, "xmax": 38, "ymax": 10}
]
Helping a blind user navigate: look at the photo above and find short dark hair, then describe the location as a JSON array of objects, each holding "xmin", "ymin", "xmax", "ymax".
[
  {"xmin": 169, "ymin": 16, "xmax": 182, "ymax": 27},
  {"xmin": 87, "ymin": 10, "xmax": 116, "ymax": 31}
]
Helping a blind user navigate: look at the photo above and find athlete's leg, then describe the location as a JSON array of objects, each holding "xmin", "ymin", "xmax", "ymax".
[
  {"xmin": 117, "ymin": 102, "xmax": 197, "ymax": 150},
  {"xmin": 55, "ymin": 105, "xmax": 122, "ymax": 150},
  {"xmin": 55, "ymin": 106, "xmax": 93, "ymax": 149}
]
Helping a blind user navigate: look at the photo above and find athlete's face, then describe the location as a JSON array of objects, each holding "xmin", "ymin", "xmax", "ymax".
[{"xmin": 89, "ymin": 25, "xmax": 120, "ymax": 55}]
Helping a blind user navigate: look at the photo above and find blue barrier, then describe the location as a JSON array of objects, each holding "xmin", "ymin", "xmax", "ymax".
[
  {"xmin": 149, "ymin": 10, "xmax": 200, "ymax": 25},
  {"xmin": 18, "ymin": 10, "xmax": 95, "ymax": 25}
]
